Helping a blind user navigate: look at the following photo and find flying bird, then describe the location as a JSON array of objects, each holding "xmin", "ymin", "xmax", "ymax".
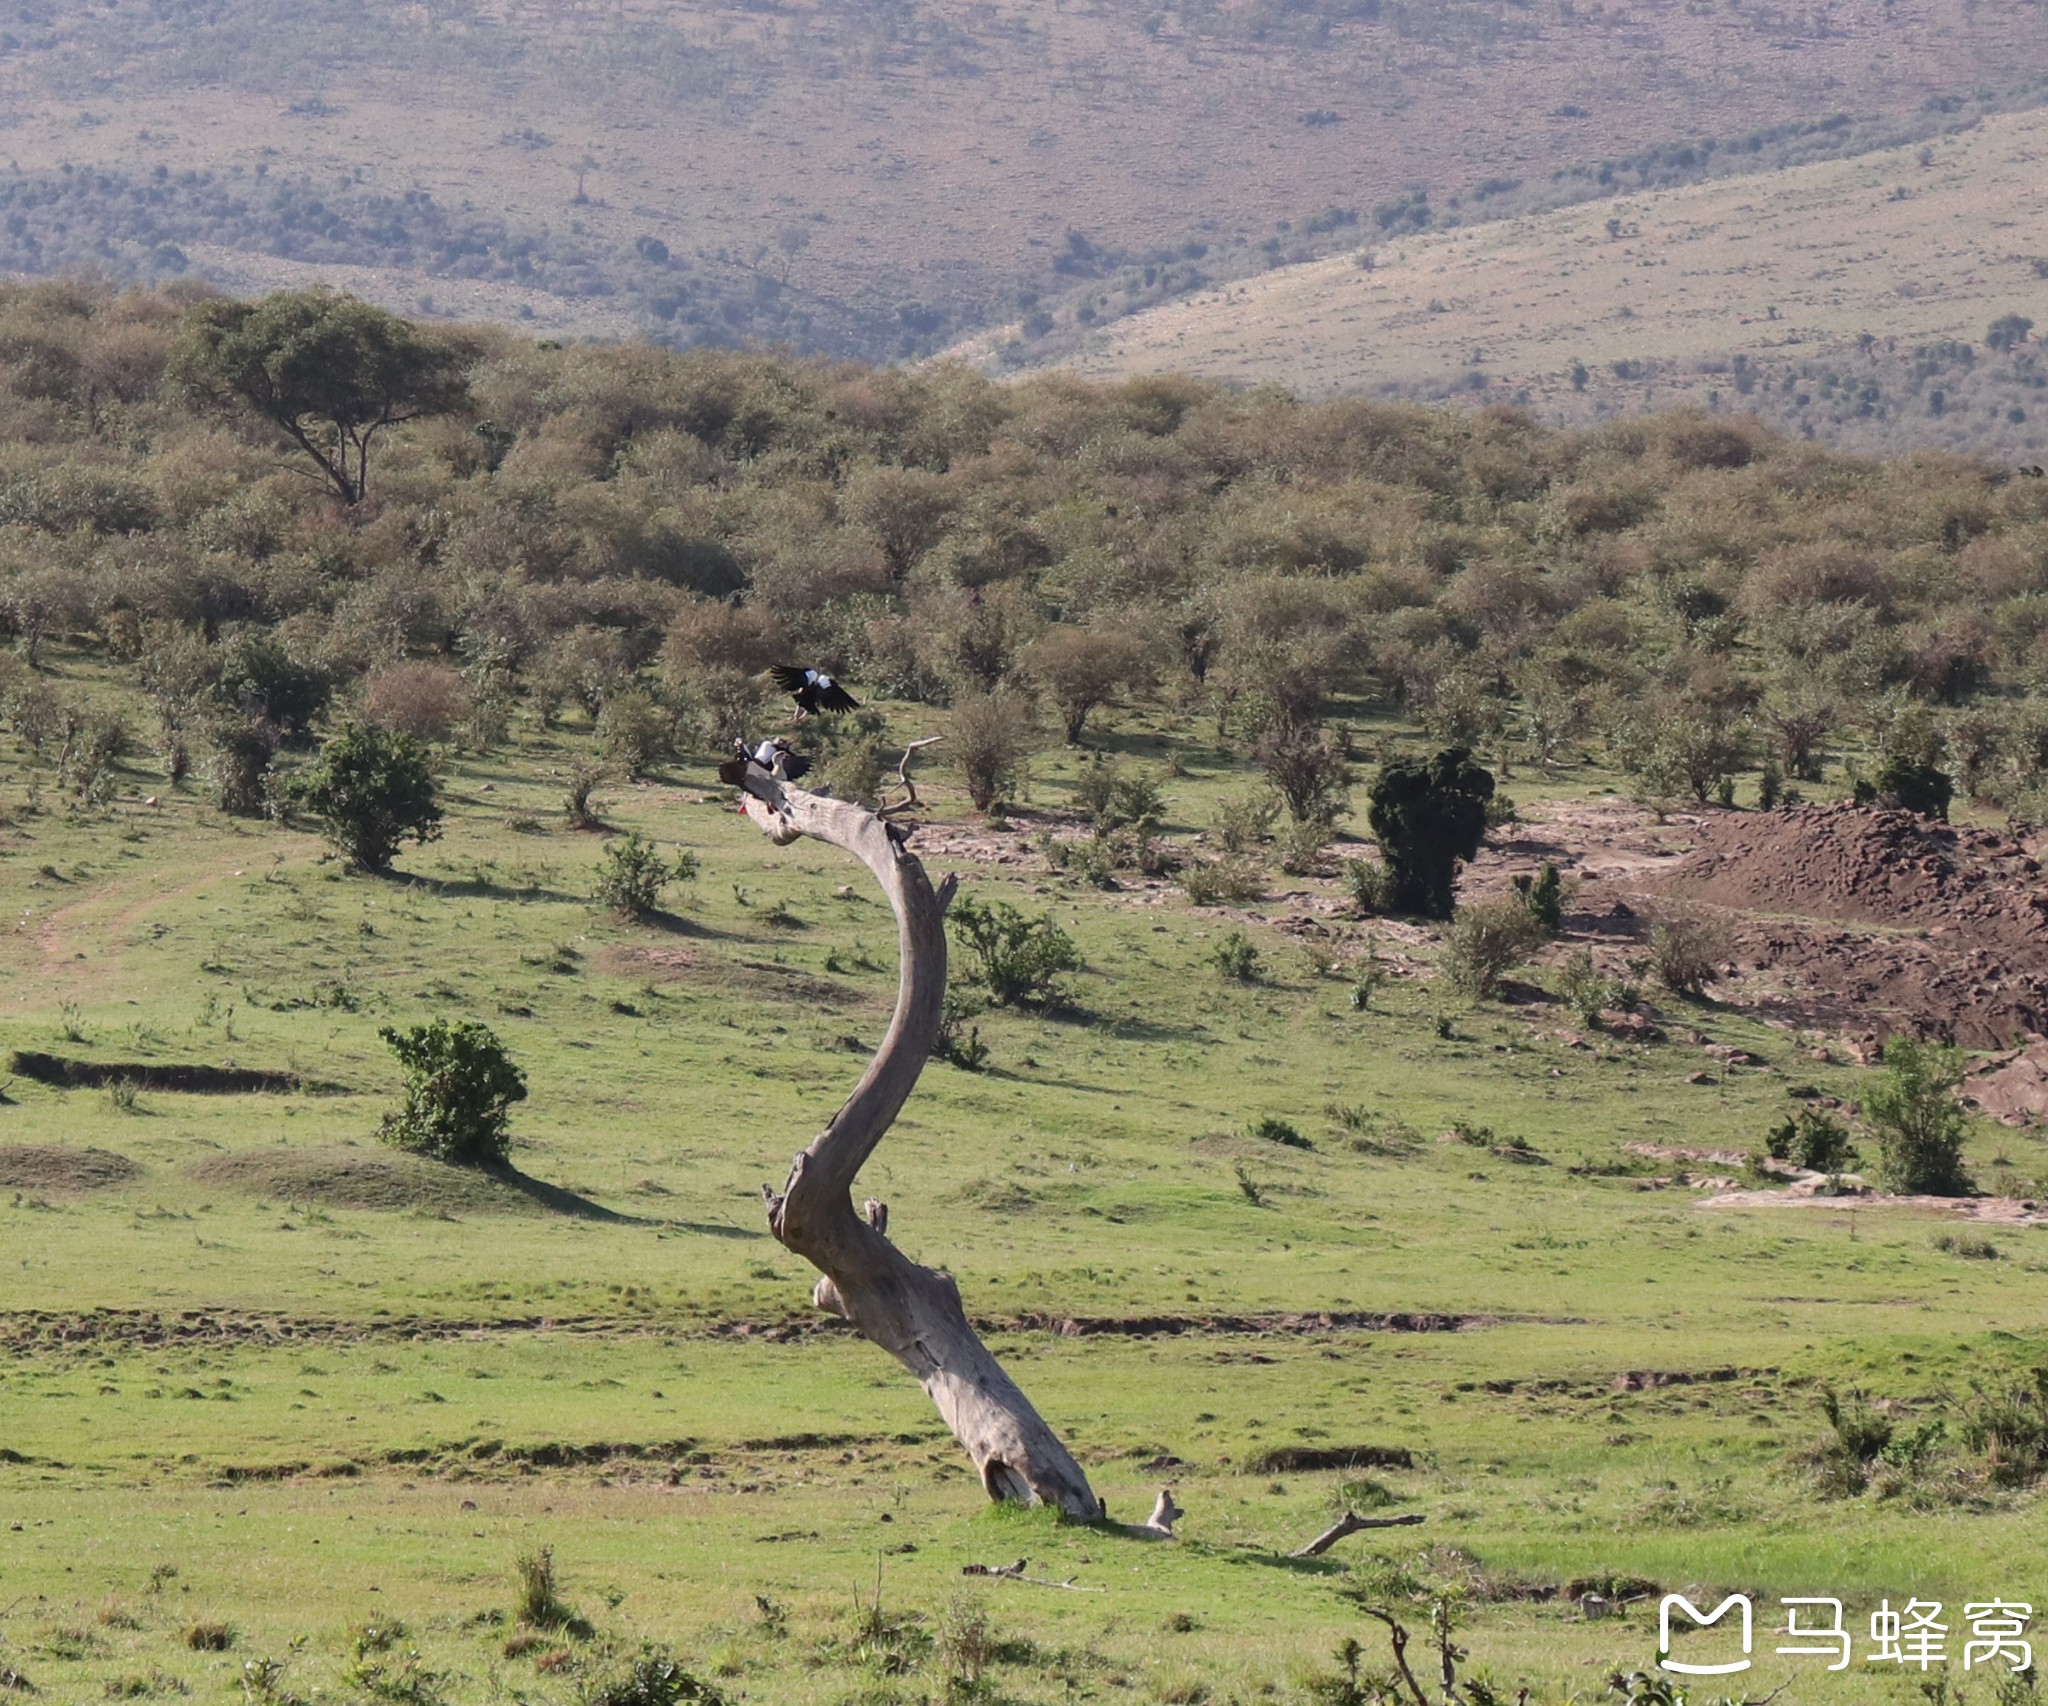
[{"xmin": 769, "ymin": 664, "xmax": 860, "ymax": 720}]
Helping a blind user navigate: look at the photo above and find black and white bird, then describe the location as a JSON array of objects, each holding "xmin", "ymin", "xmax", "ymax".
[
  {"xmin": 750, "ymin": 736, "xmax": 811, "ymax": 780},
  {"xmin": 769, "ymin": 664, "xmax": 860, "ymax": 720},
  {"xmin": 717, "ymin": 736, "xmax": 811, "ymax": 787}
]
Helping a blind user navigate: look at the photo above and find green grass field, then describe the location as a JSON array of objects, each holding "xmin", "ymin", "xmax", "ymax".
[{"xmin": 2, "ymin": 656, "xmax": 2044, "ymax": 1704}]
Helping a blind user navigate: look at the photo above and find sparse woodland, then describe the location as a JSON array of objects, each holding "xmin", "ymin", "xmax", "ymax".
[{"xmin": 0, "ymin": 281, "xmax": 2046, "ymax": 830}]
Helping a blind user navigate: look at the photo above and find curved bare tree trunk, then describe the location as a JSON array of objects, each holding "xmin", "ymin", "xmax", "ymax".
[{"xmin": 736, "ymin": 769, "xmax": 1102, "ymax": 1519}]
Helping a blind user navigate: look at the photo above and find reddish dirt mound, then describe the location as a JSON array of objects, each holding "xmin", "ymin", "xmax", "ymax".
[
  {"xmin": 1642, "ymin": 806, "xmax": 2048, "ymax": 1049},
  {"xmin": 0, "ymin": 1145, "xmax": 142, "ymax": 1194}
]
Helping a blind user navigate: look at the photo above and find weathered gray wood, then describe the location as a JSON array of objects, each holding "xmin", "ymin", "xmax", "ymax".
[
  {"xmin": 1289, "ymin": 1509, "xmax": 1426, "ymax": 1557},
  {"xmin": 738, "ymin": 770, "xmax": 1102, "ymax": 1519}
]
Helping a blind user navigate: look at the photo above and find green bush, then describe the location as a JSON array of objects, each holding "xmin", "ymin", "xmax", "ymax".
[
  {"xmin": 1864, "ymin": 1036, "xmax": 1971, "ymax": 1195},
  {"xmin": 593, "ymin": 833, "xmax": 696, "ymax": 919},
  {"xmin": 1554, "ymin": 949, "xmax": 1636, "ymax": 1026},
  {"xmin": 1763, "ymin": 1107, "xmax": 1858, "ymax": 1173},
  {"xmin": 594, "ymin": 689, "xmax": 677, "ymax": 779},
  {"xmin": 1343, "ymin": 856, "xmax": 1395, "ymax": 914},
  {"xmin": 585, "ymin": 1649, "xmax": 725, "ymax": 1706},
  {"xmin": 1208, "ymin": 790, "xmax": 1278, "ymax": 854},
  {"xmin": 1646, "ymin": 908, "xmax": 1731, "ymax": 998},
  {"xmin": 1247, "ymin": 1115, "xmax": 1310, "ymax": 1148},
  {"xmin": 377, "ymin": 1019, "xmax": 527, "ymax": 1166},
  {"xmin": 1073, "ymin": 757, "xmax": 1164, "ymax": 835},
  {"xmin": 1366, "ymin": 747, "xmax": 1494, "ymax": 919},
  {"xmin": 948, "ymin": 895, "xmax": 1081, "ymax": 1007},
  {"xmin": 292, "ymin": 722, "xmax": 442, "ymax": 873},
  {"xmin": 1212, "ymin": 929, "xmax": 1262, "ymax": 982},
  {"xmin": 1513, "ymin": 861, "xmax": 1562, "ymax": 934},
  {"xmin": 1182, "ymin": 855, "xmax": 1265, "ymax": 906},
  {"xmin": 1440, "ymin": 895, "xmax": 1546, "ymax": 998}
]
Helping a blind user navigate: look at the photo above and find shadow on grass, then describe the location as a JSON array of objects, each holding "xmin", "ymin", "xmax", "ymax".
[
  {"xmin": 384, "ymin": 870, "xmax": 585, "ymax": 905},
  {"xmin": 480, "ymin": 1163, "xmax": 644, "ymax": 1224}
]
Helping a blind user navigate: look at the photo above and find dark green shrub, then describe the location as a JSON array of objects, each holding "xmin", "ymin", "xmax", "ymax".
[
  {"xmin": 293, "ymin": 722, "xmax": 442, "ymax": 873},
  {"xmin": 1763, "ymin": 1108, "xmax": 1858, "ymax": 1173},
  {"xmin": 1212, "ymin": 930, "xmax": 1262, "ymax": 982},
  {"xmin": 214, "ymin": 633, "xmax": 327, "ymax": 744},
  {"xmin": 1247, "ymin": 1115, "xmax": 1310, "ymax": 1149},
  {"xmin": 593, "ymin": 833, "xmax": 696, "ymax": 919},
  {"xmin": 378, "ymin": 1019, "xmax": 527, "ymax": 1166},
  {"xmin": 1873, "ymin": 752, "xmax": 1953, "ymax": 821},
  {"xmin": 948, "ymin": 896, "xmax": 1081, "ymax": 1007},
  {"xmin": 1864, "ymin": 1036, "xmax": 1971, "ymax": 1195},
  {"xmin": 1366, "ymin": 748, "xmax": 1494, "ymax": 919}
]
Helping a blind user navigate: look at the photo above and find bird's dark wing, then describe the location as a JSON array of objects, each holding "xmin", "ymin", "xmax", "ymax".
[
  {"xmin": 817, "ymin": 681, "xmax": 861, "ymax": 712},
  {"xmin": 780, "ymin": 752, "xmax": 812, "ymax": 780},
  {"xmin": 716, "ymin": 757, "xmax": 749, "ymax": 786},
  {"xmin": 768, "ymin": 665, "xmax": 810, "ymax": 693}
]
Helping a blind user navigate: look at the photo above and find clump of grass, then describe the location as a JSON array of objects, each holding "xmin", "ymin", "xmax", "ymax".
[
  {"xmin": 1234, "ymin": 1165, "xmax": 1264, "ymax": 1207},
  {"xmin": 512, "ymin": 1548, "xmax": 591, "ymax": 1638},
  {"xmin": 1958, "ymin": 1367, "xmax": 2048, "ymax": 1487},
  {"xmin": 580, "ymin": 1646, "xmax": 723, "ymax": 1706},
  {"xmin": 1246, "ymin": 1115, "xmax": 1312, "ymax": 1150},
  {"xmin": 1343, "ymin": 857, "xmax": 1394, "ymax": 915},
  {"xmin": 182, "ymin": 1622, "xmax": 234, "ymax": 1652},
  {"xmin": 1931, "ymin": 1231, "xmax": 2001, "ymax": 1260},
  {"xmin": 1182, "ymin": 855, "xmax": 1265, "ymax": 906}
]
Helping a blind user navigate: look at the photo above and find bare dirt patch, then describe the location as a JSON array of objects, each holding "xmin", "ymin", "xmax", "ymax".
[{"xmin": 0, "ymin": 1144, "xmax": 142, "ymax": 1194}]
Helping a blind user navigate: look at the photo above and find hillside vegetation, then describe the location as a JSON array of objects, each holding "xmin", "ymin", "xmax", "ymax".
[
  {"xmin": 1028, "ymin": 103, "xmax": 2048, "ymax": 460},
  {"xmin": 4, "ymin": 287, "xmax": 2048, "ymax": 1702},
  {"xmin": 3, "ymin": 0, "xmax": 2048, "ymax": 359}
]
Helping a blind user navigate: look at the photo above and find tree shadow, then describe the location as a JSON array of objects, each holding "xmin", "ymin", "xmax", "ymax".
[
  {"xmin": 383, "ymin": 870, "xmax": 585, "ymax": 905},
  {"xmin": 480, "ymin": 1163, "xmax": 644, "ymax": 1224},
  {"xmin": 638, "ymin": 908, "xmax": 730, "ymax": 939}
]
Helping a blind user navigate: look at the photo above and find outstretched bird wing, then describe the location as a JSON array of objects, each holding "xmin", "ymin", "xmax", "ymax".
[
  {"xmin": 768, "ymin": 664, "xmax": 812, "ymax": 693},
  {"xmin": 779, "ymin": 751, "xmax": 813, "ymax": 780},
  {"xmin": 816, "ymin": 680, "xmax": 860, "ymax": 713}
]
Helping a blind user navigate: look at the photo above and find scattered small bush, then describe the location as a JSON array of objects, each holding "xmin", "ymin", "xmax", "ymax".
[
  {"xmin": 1865, "ymin": 1036, "xmax": 1971, "ymax": 1196},
  {"xmin": 1209, "ymin": 791, "xmax": 1278, "ymax": 854},
  {"xmin": 1277, "ymin": 818, "xmax": 1333, "ymax": 875},
  {"xmin": 183, "ymin": 1623, "xmax": 234, "ymax": 1652},
  {"xmin": 950, "ymin": 690, "xmax": 1034, "ymax": 813},
  {"xmin": 934, "ymin": 991, "xmax": 990, "ymax": 1072},
  {"xmin": 564, "ymin": 762, "xmax": 611, "ymax": 829},
  {"xmin": 1440, "ymin": 895, "xmax": 1546, "ymax": 998},
  {"xmin": 362, "ymin": 662, "xmax": 470, "ymax": 743},
  {"xmin": 292, "ymin": 722, "xmax": 442, "ymax": 874},
  {"xmin": 593, "ymin": 833, "xmax": 696, "ymax": 919},
  {"xmin": 1182, "ymin": 856, "xmax": 1265, "ymax": 906},
  {"xmin": 1247, "ymin": 1115, "xmax": 1311, "ymax": 1149},
  {"xmin": 1512, "ymin": 861, "xmax": 1563, "ymax": 934},
  {"xmin": 378, "ymin": 1020, "xmax": 528, "ymax": 1167},
  {"xmin": 1958, "ymin": 1367, "xmax": 2048, "ymax": 1487},
  {"xmin": 1343, "ymin": 857, "xmax": 1394, "ymax": 915},
  {"xmin": 1762, "ymin": 1107, "xmax": 1859, "ymax": 1173},
  {"xmin": 1930, "ymin": 1231, "xmax": 2000, "ymax": 1260},
  {"xmin": 1645, "ymin": 908, "xmax": 1731, "ymax": 998},
  {"xmin": 949, "ymin": 896, "xmax": 1081, "ymax": 1007},
  {"xmin": 583, "ymin": 1648, "xmax": 724, "ymax": 1706},
  {"xmin": 512, "ymin": 1547, "xmax": 588, "ymax": 1636},
  {"xmin": 594, "ymin": 689, "xmax": 677, "ymax": 779},
  {"xmin": 1212, "ymin": 930, "xmax": 1263, "ymax": 982}
]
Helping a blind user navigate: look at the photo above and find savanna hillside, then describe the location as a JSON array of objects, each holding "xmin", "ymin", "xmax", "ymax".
[
  {"xmin": 5, "ymin": 281, "xmax": 2048, "ymax": 1705},
  {"xmin": 0, "ymin": 278, "xmax": 2045, "ymax": 813},
  {"xmin": 3, "ymin": 0, "xmax": 2048, "ymax": 364}
]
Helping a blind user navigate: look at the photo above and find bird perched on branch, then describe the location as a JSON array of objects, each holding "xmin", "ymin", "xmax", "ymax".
[
  {"xmin": 770, "ymin": 664, "xmax": 859, "ymax": 720},
  {"xmin": 717, "ymin": 737, "xmax": 811, "ymax": 787}
]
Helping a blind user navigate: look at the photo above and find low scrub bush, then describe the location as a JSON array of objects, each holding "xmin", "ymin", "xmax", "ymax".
[
  {"xmin": 1762, "ymin": 1107, "xmax": 1859, "ymax": 1173},
  {"xmin": 949, "ymin": 896, "xmax": 1081, "ymax": 1007},
  {"xmin": 1212, "ymin": 930, "xmax": 1263, "ymax": 982},
  {"xmin": 1554, "ymin": 949, "xmax": 1636, "ymax": 1026},
  {"xmin": 1865, "ymin": 1037, "xmax": 1971, "ymax": 1195},
  {"xmin": 593, "ymin": 833, "xmax": 696, "ymax": 919},
  {"xmin": 1182, "ymin": 856, "xmax": 1265, "ymax": 906},
  {"xmin": 1209, "ymin": 790, "xmax": 1277, "ymax": 854},
  {"xmin": 1344, "ymin": 857, "xmax": 1394, "ymax": 914},
  {"xmin": 1440, "ymin": 895, "xmax": 1546, "ymax": 998},
  {"xmin": 1246, "ymin": 1115, "xmax": 1311, "ymax": 1149},
  {"xmin": 378, "ymin": 1019, "xmax": 527, "ymax": 1167},
  {"xmin": 1646, "ymin": 908, "xmax": 1731, "ymax": 998}
]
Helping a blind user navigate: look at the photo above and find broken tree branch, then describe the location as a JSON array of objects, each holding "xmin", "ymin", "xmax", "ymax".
[
  {"xmin": 733, "ymin": 765, "xmax": 1101, "ymax": 1519},
  {"xmin": 1290, "ymin": 1509, "xmax": 1426, "ymax": 1558},
  {"xmin": 881, "ymin": 735, "xmax": 944, "ymax": 815}
]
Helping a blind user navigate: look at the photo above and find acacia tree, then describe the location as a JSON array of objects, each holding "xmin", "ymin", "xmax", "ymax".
[
  {"xmin": 167, "ymin": 289, "xmax": 466, "ymax": 506},
  {"xmin": 732, "ymin": 761, "xmax": 1101, "ymax": 1517}
]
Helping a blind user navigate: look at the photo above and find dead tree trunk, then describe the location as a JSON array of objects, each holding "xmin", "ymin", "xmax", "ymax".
[{"xmin": 737, "ymin": 768, "xmax": 1103, "ymax": 1519}]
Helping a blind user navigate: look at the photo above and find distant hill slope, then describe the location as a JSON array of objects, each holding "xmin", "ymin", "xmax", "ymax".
[
  {"xmin": 1020, "ymin": 104, "xmax": 2048, "ymax": 458},
  {"xmin": 3, "ymin": 0, "xmax": 2048, "ymax": 359}
]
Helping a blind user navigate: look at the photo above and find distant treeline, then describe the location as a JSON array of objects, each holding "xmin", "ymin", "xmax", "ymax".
[{"xmin": 1, "ymin": 279, "xmax": 2047, "ymax": 829}]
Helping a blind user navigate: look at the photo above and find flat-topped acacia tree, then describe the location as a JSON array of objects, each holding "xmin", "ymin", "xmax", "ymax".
[{"xmin": 732, "ymin": 762, "xmax": 1102, "ymax": 1519}]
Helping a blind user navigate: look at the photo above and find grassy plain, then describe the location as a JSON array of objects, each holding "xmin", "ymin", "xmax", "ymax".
[
  {"xmin": 1039, "ymin": 104, "xmax": 2048, "ymax": 458},
  {"xmin": 2, "ymin": 655, "xmax": 2046, "ymax": 1702}
]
